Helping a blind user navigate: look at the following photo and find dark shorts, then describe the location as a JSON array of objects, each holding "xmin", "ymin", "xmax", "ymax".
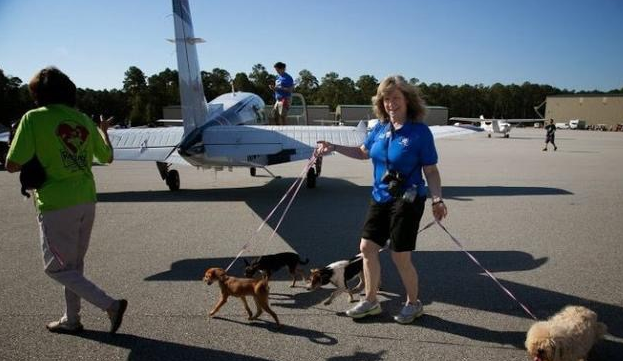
[
  {"xmin": 361, "ymin": 196, "xmax": 426, "ymax": 252},
  {"xmin": 546, "ymin": 134, "xmax": 555, "ymax": 143}
]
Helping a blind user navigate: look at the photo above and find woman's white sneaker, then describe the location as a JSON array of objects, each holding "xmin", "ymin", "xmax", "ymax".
[
  {"xmin": 394, "ymin": 300, "xmax": 424, "ymax": 324},
  {"xmin": 345, "ymin": 299, "xmax": 382, "ymax": 319}
]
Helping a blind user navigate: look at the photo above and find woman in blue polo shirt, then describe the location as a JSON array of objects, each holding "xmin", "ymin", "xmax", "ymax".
[{"xmin": 317, "ymin": 75, "xmax": 447, "ymax": 324}]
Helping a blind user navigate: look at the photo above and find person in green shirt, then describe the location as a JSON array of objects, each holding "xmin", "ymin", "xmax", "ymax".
[{"xmin": 5, "ymin": 67, "xmax": 127, "ymax": 334}]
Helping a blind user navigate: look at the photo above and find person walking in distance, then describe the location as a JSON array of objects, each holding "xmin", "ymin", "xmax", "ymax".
[{"xmin": 543, "ymin": 119, "xmax": 558, "ymax": 151}]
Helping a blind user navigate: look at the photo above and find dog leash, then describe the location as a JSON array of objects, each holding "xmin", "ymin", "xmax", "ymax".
[
  {"xmin": 430, "ymin": 220, "xmax": 539, "ymax": 321},
  {"xmin": 225, "ymin": 154, "xmax": 319, "ymax": 272}
]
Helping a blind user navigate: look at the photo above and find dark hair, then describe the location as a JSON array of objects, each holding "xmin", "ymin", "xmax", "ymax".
[
  {"xmin": 28, "ymin": 67, "xmax": 76, "ymax": 107},
  {"xmin": 274, "ymin": 62, "xmax": 286, "ymax": 69}
]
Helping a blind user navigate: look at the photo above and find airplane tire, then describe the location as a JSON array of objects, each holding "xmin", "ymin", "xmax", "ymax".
[
  {"xmin": 166, "ymin": 170, "xmax": 180, "ymax": 191},
  {"xmin": 250, "ymin": 167, "xmax": 256, "ymax": 177},
  {"xmin": 306, "ymin": 167, "xmax": 316, "ymax": 189},
  {"xmin": 504, "ymin": 134, "xmax": 510, "ymax": 138},
  {"xmin": 487, "ymin": 133, "xmax": 491, "ymax": 138}
]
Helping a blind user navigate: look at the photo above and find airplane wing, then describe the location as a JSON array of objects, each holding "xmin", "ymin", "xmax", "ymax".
[
  {"xmin": 429, "ymin": 125, "xmax": 483, "ymax": 138},
  {"xmin": 450, "ymin": 117, "xmax": 543, "ymax": 124},
  {"xmin": 202, "ymin": 122, "xmax": 481, "ymax": 162},
  {"xmin": 505, "ymin": 118, "xmax": 544, "ymax": 124},
  {"xmin": 107, "ymin": 122, "xmax": 480, "ymax": 169},
  {"xmin": 108, "ymin": 127, "xmax": 187, "ymax": 165},
  {"xmin": 449, "ymin": 117, "xmax": 482, "ymax": 124},
  {"xmin": 108, "ymin": 122, "xmax": 367, "ymax": 167},
  {"xmin": 202, "ymin": 122, "xmax": 368, "ymax": 164}
]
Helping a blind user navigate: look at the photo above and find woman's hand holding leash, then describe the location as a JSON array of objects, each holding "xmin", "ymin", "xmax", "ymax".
[
  {"xmin": 432, "ymin": 197, "xmax": 447, "ymax": 221},
  {"xmin": 316, "ymin": 141, "xmax": 334, "ymax": 156},
  {"xmin": 99, "ymin": 115, "xmax": 114, "ymax": 133}
]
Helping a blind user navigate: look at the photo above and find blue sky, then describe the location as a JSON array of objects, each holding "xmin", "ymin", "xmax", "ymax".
[{"xmin": 1, "ymin": 0, "xmax": 622, "ymax": 91}]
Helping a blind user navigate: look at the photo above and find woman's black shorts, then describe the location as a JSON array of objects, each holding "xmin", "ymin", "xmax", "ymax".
[{"xmin": 361, "ymin": 196, "xmax": 426, "ymax": 252}]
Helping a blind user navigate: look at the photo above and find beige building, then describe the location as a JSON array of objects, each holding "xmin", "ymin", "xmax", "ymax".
[{"xmin": 545, "ymin": 94, "xmax": 623, "ymax": 128}]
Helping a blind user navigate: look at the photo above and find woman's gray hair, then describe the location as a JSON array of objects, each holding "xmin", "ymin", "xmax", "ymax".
[{"xmin": 372, "ymin": 75, "xmax": 427, "ymax": 123}]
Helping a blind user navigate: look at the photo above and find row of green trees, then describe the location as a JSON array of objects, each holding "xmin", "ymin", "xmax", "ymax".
[{"xmin": 2, "ymin": 66, "xmax": 621, "ymax": 128}]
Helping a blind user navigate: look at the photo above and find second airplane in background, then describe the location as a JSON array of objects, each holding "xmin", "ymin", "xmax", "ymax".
[{"xmin": 450, "ymin": 115, "xmax": 543, "ymax": 138}]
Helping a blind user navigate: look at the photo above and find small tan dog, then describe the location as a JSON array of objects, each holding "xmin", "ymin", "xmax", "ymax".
[
  {"xmin": 203, "ymin": 267, "xmax": 280, "ymax": 327},
  {"xmin": 525, "ymin": 306, "xmax": 607, "ymax": 361}
]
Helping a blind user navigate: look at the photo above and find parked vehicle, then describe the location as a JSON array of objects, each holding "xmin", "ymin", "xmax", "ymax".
[
  {"xmin": 555, "ymin": 122, "xmax": 570, "ymax": 129},
  {"xmin": 569, "ymin": 119, "xmax": 586, "ymax": 130}
]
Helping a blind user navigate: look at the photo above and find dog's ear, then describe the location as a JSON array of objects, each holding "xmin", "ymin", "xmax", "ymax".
[{"xmin": 550, "ymin": 338, "xmax": 561, "ymax": 361}]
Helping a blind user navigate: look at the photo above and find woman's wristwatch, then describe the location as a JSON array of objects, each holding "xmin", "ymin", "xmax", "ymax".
[{"xmin": 432, "ymin": 197, "xmax": 444, "ymax": 206}]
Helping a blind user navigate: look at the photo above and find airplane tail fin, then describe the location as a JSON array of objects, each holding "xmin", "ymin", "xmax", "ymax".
[{"xmin": 172, "ymin": 0, "xmax": 209, "ymax": 137}]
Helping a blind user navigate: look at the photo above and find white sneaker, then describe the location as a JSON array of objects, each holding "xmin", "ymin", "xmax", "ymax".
[
  {"xmin": 345, "ymin": 299, "xmax": 382, "ymax": 319},
  {"xmin": 46, "ymin": 317, "xmax": 84, "ymax": 334},
  {"xmin": 393, "ymin": 300, "xmax": 424, "ymax": 324}
]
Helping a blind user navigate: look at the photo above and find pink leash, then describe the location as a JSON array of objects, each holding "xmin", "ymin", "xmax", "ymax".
[
  {"xmin": 424, "ymin": 220, "xmax": 539, "ymax": 320},
  {"xmin": 225, "ymin": 154, "xmax": 318, "ymax": 272}
]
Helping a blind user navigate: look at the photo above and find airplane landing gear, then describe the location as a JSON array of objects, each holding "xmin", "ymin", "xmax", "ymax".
[
  {"xmin": 504, "ymin": 134, "xmax": 510, "ymax": 138},
  {"xmin": 157, "ymin": 162, "xmax": 180, "ymax": 191},
  {"xmin": 166, "ymin": 170, "xmax": 180, "ymax": 191},
  {"xmin": 487, "ymin": 133, "xmax": 491, "ymax": 138},
  {"xmin": 250, "ymin": 167, "xmax": 257, "ymax": 177}
]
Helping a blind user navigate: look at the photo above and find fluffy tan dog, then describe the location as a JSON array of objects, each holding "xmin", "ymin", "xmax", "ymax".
[{"xmin": 525, "ymin": 306, "xmax": 607, "ymax": 361}]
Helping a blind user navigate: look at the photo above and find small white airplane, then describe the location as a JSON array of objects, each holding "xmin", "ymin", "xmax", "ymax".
[
  {"xmin": 2, "ymin": 0, "xmax": 482, "ymax": 186},
  {"xmin": 106, "ymin": 0, "xmax": 369, "ymax": 190},
  {"xmin": 104, "ymin": 0, "xmax": 484, "ymax": 191},
  {"xmin": 450, "ymin": 115, "xmax": 543, "ymax": 138}
]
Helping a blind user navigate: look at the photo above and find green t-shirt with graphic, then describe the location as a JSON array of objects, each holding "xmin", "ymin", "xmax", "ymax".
[{"xmin": 7, "ymin": 104, "xmax": 112, "ymax": 212}]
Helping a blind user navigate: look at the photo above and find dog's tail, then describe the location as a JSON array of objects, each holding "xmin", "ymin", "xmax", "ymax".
[{"xmin": 299, "ymin": 257, "xmax": 309, "ymax": 265}]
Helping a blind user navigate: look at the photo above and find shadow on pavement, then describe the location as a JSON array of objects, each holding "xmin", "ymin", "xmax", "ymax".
[
  {"xmin": 212, "ymin": 316, "xmax": 338, "ymax": 345},
  {"xmin": 75, "ymin": 330, "xmax": 271, "ymax": 361},
  {"xmin": 326, "ymin": 350, "xmax": 386, "ymax": 361},
  {"xmin": 101, "ymin": 177, "xmax": 623, "ymax": 352}
]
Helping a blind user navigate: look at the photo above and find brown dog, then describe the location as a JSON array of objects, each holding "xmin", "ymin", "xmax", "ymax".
[{"xmin": 203, "ymin": 267, "xmax": 280, "ymax": 327}]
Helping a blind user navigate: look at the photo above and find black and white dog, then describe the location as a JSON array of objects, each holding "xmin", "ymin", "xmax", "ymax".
[
  {"xmin": 243, "ymin": 252, "xmax": 309, "ymax": 287},
  {"xmin": 306, "ymin": 255, "xmax": 365, "ymax": 305}
]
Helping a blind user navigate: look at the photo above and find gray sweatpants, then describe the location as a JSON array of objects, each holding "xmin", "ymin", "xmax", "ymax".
[{"xmin": 38, "ymin": 203, "xmax": 115, "ymax": 323}]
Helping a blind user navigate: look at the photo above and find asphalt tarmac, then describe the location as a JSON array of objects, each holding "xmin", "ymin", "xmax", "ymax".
[{"xmin": 1, "ymin": 128, "xmax": 622, "ymax": 360}]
